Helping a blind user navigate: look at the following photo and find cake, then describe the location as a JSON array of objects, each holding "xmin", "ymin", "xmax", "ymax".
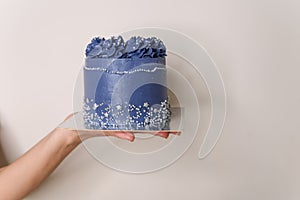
[{"xmin": 83, "ymin": 36, "xmax": 171, "ymax": 130}]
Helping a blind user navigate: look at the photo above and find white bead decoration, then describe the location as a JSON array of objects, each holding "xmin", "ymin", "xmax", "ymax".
[{"xmin": 84, "ymin": 66, "xmax": 166, "ymax": 74}]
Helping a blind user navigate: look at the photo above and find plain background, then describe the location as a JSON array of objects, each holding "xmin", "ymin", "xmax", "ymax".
[{"xmin": 0, "ymin": 0, "xmax": 299, "ymax": 199}]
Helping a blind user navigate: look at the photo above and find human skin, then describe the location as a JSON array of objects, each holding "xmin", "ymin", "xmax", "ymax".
[{"xmin": 0, "ymin": 115, "xmax": 170, "ymax": 200}]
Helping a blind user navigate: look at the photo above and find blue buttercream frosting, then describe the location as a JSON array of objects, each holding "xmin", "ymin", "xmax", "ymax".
[
  {"xmin": 85, "ymin": 36, "xmax": 166, "ymax": 58},
  {"xmin": 85, "ymin": 36, "xmax": 125, "ymax": 58}
]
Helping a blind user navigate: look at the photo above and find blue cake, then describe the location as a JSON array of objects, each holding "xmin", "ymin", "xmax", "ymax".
[{"xmin": 83, "ymin": 36, "xmax": 171, "ymax": 130}]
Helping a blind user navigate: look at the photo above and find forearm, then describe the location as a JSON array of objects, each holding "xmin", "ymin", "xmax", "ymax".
[{"xmin": 0, "ymin": 128, "xmax": 81, "ymax": 200}]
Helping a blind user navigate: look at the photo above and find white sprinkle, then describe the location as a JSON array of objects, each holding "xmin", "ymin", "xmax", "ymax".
[
  {"xmin": 116, "ymin": 104, "xmax": 122, "ymax": 110},
  {"xmin": 145, "ymin": 117, "xmax": 150, "ymax": 123},
  {"xmin": 93, "ymin": 103, "xmax": 99, "ymax": 110}
]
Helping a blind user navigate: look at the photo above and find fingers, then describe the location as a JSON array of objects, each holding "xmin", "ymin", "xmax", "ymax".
[
  {"xmin": 114, "ymin": 132, "xmax": 135, "ymax": 142},
  {"xmin": 79, "ymin": 130, "xmax": 176, "ymax": 142},
  {"xmin": 154, "ymin": 131, "xmax": 170, "ymax": 139},
  {"xmin": 152, "ymin": 131, "xmax": 181, "ymax": 138},
  {"xmin": 105, "ymin": 131, "xmax": 135, "ymax": 142},
  {"xmin": 106, "ymin": 131, "xmax": 171, "ymax": 141}
]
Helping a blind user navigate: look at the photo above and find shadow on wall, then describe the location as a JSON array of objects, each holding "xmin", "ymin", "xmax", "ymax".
[{"xmin": 0, "ymin": 119, "xmax": 9, "ymax": 167}]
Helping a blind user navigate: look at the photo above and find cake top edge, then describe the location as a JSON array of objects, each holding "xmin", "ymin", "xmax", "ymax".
[{"xmin": 85, "ymin": 35, "xmax": 167, "ymax": 59}]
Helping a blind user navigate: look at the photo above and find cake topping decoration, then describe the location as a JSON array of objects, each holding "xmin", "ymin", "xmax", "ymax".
[{"xmin": 85, "ymin": 35, "xmax": 166, "ymax": 59}]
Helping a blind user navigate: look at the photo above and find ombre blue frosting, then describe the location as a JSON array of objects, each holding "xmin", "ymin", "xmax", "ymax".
[
  {"xmin": 83, "ymin": 36, "xmax": 170, "ymax": 130},
  {"xmin": 85, "ymin": 36, "xmax": 166, "ymax": 59}
]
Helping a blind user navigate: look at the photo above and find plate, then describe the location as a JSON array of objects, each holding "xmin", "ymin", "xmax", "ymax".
[{"xmin": 59, "ymin": 107, "xmax": 182, "ymax": 135}]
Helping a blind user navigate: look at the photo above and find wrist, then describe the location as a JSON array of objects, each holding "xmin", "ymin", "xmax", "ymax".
[{"xmin": 52, "ymin": 128, "xmax": 82, "ymax": 147}]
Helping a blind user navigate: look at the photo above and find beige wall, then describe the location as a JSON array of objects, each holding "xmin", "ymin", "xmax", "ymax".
[
  {"xmin": 0, "ymin": 125, "xmax": 8, "ymax": 167},
  {"xmin": 0, "ymin": 0, "xmax": 299, "ymax": 199}
]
